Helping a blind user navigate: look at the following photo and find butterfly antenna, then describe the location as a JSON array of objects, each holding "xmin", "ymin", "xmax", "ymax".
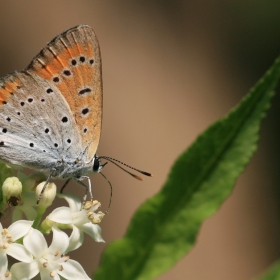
[
  {"xmin": 99, "ymin": 156, "xmax": 153, "ymax": 180},
  {"xmin": 99, "ymin": 172, "xmax": 112, "ymax": 214}
]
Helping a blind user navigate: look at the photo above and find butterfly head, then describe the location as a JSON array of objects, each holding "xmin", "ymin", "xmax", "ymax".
[{"xmin": 92, "ymin": 155, "xmax": 107, "ymax": 174}]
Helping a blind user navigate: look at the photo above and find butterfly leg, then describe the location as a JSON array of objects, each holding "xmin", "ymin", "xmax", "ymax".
[
  {"xmin": 60, "ymin": 178, "xmax": 72, "ymax": 194},
  {"xmin": 77, "ymin": 176, "xmax": 93, "ymax": 202}
]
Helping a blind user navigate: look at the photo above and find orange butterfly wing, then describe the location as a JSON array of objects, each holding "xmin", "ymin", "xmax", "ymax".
[{"xmin": 27, "ymin": 25, "xmax": 102, "ymax": 161}]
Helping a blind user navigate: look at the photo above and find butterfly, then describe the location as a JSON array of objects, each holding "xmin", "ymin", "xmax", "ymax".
[{"xmin": 0, "ymin": 25, "xmax": 151, "ymax": 204}]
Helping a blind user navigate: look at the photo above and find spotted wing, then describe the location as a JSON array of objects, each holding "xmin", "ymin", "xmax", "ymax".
[
  {"xmin": 0, "ymin": 70, "xmax": 81, "ymax": 172},
  {"xmin": 27, "ymin": 25, "xmax": 103, "ymax": 162}
]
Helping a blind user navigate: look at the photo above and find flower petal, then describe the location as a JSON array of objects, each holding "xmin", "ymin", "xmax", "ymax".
[
  {"xmin": 81, "ymin": 223, "xmax": 105, "ymax": 242},
  {"xmin": 10, "ymin": 261, "xmax": 39, "ymax": 280},
  {"xmin": 58, "ymin": 259, "xmax": 90, "ymax": 280},
  {"xmin": 57, "ymin": 193, "xmax": 81, "ymax": 212},
  {"xmin": 72, "ymin": 210, "xmax": 89, "ymax": 226},
  {"xmin": 66, "ymin": 226, "xmax": 84, "ymax": 253},
  {"xmin": 48, "ymin": 207, "xmax": 73, "ymax": 224},
  {"xmin": 8, "ymin": 220, "xmax": 33, "ymax": 240},
  {"xmin": 40, "ymin": 268, "xmax": 60, "ymax": 280},
  {"xmin": 48, "ymin": 227, "xmax": 69, "ymax": 254},
  {"xmin": 24, "ymin": 228, "xmax": 47, "ymax": 257},
  {"xmin": 0, "ymin": 252, "xmax": 8, "ymax": 274},
  {"xmin": 6, "ymin": 243, "xmax": 32, "ymax": 262}
]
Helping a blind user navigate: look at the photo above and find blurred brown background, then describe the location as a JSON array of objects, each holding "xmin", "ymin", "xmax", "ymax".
[{"xmin": 1, "ymin": 1, "xmax": 280, "ymax": 279}]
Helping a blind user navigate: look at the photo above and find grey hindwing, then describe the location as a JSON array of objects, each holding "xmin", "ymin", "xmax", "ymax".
[{"xmin": 0, "ymin": 71, "xmax": 81, "ymax": 172}]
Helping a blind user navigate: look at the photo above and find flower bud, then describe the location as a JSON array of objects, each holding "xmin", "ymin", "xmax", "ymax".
[
  {"xmin": 2, "ymin": 177, "xmax": 22, "ymax": 203},
  {"xmin": 36, "ymin": 182, "xmax": 56, "ymax": 207}
]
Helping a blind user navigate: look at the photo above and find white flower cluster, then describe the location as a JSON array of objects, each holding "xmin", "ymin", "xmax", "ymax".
[{"xmin": 0, "ymin": 164, "xmax": 105, "ymax": 280}]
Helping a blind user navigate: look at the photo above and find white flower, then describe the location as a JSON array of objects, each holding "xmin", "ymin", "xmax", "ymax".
[
  {"xmin": 0, "ymin": 254, "xmax": 11, "ymax": 280},
  {"xmin": 0, "ymin": 220, "xmax": 33, "ymax": 274},
  {"xmin": 11, "ymin": 227, "xmax": 91, "ymax": 280},
  {"xmin": 47, "ymin": 194, "xmax": 104, "ymax": 252}
]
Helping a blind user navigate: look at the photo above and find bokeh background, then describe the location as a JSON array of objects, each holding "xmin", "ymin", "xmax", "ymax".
[{"xmin": 1, "ymin": 1, "xmax": 280, "ymax": 279}]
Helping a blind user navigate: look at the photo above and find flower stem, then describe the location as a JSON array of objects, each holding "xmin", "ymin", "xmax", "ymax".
[{"xmin": 33, "ymin": 206, "xmax": 47, "ymax": 229}]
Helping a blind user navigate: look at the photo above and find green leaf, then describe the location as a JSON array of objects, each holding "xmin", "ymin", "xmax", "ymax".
[
  {"xmin": 94, "ymin": 57, "xmax": 280, "ymax": 280},
  {"xmin": 257, "ymin": 260, "xmax": 280, "ymax": 280}
]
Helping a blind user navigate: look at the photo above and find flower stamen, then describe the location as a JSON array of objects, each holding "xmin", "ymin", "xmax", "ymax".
[
  {"xmin": 62, "ymin": 255, "xmax": 69, "ymax": 262},
  {"xmin": 0, "ymin": 228, "xmax": 14, "ymax": 249},
  {"xmin": 82, "ymin": 200, "xmax": 105, "ymax": 224}
]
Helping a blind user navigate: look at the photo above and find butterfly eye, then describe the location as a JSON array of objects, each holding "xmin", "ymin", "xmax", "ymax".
[
  {"xmin": 92, "ymin": 156, "xmax": 101, "ymax": 173},
  {"xmin": 92, "ymin": 155, "xmax": 107, "ymax": 173}
]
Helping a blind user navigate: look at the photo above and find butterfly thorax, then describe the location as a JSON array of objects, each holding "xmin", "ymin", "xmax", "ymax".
[{"xmin": 49, "ymin": 156, "xmax": 94, "ymax": 179}]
